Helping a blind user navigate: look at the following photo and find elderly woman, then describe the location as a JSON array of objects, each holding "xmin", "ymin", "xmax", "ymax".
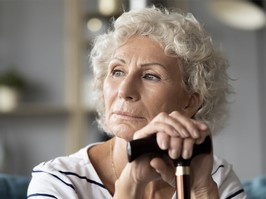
[{"xmin": 27, "ymin": 7, "xmax": 246, "ymax": 199}]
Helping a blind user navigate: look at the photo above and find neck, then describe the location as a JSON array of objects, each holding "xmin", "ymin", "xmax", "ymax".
[
  {"xmin": 144, "ymin": 181, "xmax": 175, "ymax": 199},
  {"xmin": 111, "ymin": 137, "xmax": 128, "ymax": 179}
]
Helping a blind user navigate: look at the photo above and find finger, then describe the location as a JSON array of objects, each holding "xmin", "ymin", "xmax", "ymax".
[
  {"xmin": 182, "ymin": 138, "xmax": 195, "ymax": 159},
  {"xmin": 194, "ymin": 130, "xmax": 210, "ymax": 145},
  {"xmin": 142, "ymin": 112, "xmax": 191, "ymax": 138},
  {"xmin": 192, "ymin": 120, "xmax": 209, "ymax": 131},
  {"xmin": 170, "ymin": 111, "xmax": 209, "ymax": 139},
  {"xmin": 169, "ymin": 111, "xmax": 201, "ymax": 138},
  {"xmin": 156, "ymin": 132, "xmax": 170, "ymax": 150},
  {"xmin": 158, "ymin": 112, "xmax": 190, "ymax": 138},
  {"xmin": 133, "ymin": 112, "xmax": 185, "ymax": 139},
  {"xmin": 168, "ymin": 137, "xmax": 182, "ymax": 159},
  {"xmin": 133, "ymin": 120, "xmax": 179, "ymax": 140}
]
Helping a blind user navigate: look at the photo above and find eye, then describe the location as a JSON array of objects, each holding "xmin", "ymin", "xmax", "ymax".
[
  {"xmin": 143, "ymin": 73, "xmax": 161, "ymax": 81},
  {"xmin": 111, "ymin": 69, "xmax": 125, "ymax": 77}
]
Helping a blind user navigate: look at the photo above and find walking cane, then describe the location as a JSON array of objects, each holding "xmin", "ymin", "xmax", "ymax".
[{"xmin": 127, "ymin": 135, "xmax": 212, "ymax": 199}]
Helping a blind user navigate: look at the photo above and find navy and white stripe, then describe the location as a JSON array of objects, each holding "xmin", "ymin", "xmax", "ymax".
[
  {"xmin": 211, "ymin": 156, "xmax": 247, "ymax": 198},
  {"xmin": 225, "ymin": 189, "xmax": 245, "ymax": 199},
  {"xmin": 27, "ymin": 145, "xmax": 247, "ymax": 199},
  {"xmin": 28, "ymin": 193, "xmax": 58, "ymax": 198}
]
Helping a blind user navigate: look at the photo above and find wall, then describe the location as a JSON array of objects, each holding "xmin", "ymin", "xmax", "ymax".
[
  {"xmin": 0, "ymin": 0, "xmax": 65, "ymax": 105},
  {"xmin": 188, "ymin": 0, "xmax": 266, "ymax": 180},
  {"xmin": 0, "ymin": 0, "xmax": 67, "ymax": 175},
  {"xmin": 0, "ymin": 0, "xmax": 102, "ymax": 176}
]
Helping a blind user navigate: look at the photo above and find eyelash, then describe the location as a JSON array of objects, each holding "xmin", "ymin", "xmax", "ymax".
[
  {"xmin": 143, "ymin": 73, "xmax": 161, "ymax": 81},
  {"xmin": 111, "ymin": 69, "xmax": 124, "ymax": 77},
  {"xmin": 110, "ymin": 68, "xmax": 161, "ymax": 81}
]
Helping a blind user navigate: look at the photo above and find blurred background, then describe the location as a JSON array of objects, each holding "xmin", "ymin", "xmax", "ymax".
[{"xmin": 0, "ymin": 0, "xmax": 265, "ymax": 182}]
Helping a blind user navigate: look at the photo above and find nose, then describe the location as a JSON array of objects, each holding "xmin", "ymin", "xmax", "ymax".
[{"xmin": 118, "ymin": 74, "xmax": 140, "ymax": 101}]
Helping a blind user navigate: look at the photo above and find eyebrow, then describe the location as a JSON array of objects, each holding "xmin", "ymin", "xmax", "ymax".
[
  {"xmin": 111, "ymin": 57, "xmax": 167, "ymax": 69},
  {"xmin": 141, "ymin": 62, "xmax": 166, "ymax": 69},
  {"xmin": 111, "ymin": 57, "xmax": 126, "ymax": 63}
]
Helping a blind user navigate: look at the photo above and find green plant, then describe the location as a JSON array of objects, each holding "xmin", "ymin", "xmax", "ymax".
[{"xmin": 0, "ymin": 69, "xmax": 26, "ymax": 90}]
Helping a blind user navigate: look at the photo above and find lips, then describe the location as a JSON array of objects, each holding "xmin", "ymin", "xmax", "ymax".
[{"xmin": 112, "ymin": 111, "xmax": 145, "ymax": 120}]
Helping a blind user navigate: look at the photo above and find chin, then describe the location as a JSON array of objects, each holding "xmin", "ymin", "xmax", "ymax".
[{"xmin": 109, "ymin": 124, "xmax": 138, "ymax": 141}]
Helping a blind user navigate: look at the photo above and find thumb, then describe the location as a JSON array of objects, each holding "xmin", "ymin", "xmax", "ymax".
[{"xmin": 150, "ymin": 157, "xmax": 176, "ymax": 187}]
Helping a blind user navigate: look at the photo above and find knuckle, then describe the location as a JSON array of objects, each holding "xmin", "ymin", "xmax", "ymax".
[{"xmin": 157, "ymin": 112, "xmax": 168, "ymax": 120}]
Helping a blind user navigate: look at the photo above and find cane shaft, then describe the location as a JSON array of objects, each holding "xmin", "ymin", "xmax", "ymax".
[{"xmin": 176, "ymin": 166, "xmax": 190, "ymax": 199}]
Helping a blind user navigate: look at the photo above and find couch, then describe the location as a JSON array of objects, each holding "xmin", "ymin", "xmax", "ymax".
[
  {"xmin": 0, "ymin": 173, "xmax": 265, "ymax": 199},
  {"xmin": 242, "ymin": 174, "xmax": 266, "ymax": 199},
  {"xmin": 0, "ymin": 174, "xmax": 31, "ymax": 199}
]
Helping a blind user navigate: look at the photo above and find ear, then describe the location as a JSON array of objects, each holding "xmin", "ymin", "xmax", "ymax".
[{"xmin": 182, "ymin": 92, "xmax": 202, "ymax": 118}]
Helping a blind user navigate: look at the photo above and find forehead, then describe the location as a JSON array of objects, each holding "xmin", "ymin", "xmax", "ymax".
[
  {"xmin": 112, "ymin": 36, "xmax": 177, "ymax": 63},
  {"xmin": 115, "ymin": 36, "xmax": 162, "ymax": 52},
  {"xmin": 110, "ymin": 36, "xmax": 185, "ymax": 84}
]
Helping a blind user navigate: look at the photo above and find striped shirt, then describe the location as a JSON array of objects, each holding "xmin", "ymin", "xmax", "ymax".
[{"xmin": 27, "ymin": 144, "xmax": 247, "ymax": 199}]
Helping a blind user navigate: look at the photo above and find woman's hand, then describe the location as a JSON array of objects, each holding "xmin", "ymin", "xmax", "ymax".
[{"xmin": 127, "ymin": 111, "xmax": 216, "ymax": 191}]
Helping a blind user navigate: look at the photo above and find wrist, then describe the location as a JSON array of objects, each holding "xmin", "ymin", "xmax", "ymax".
[
  {"xmin": 114, "ymin": 178, "xmax": 146, "ymax": 198},
  {"xmin": 191, "ymin": 178, "xmax": 219, "ymax": 199},
  {"xmin": 113, "ymin": 164, "xmax": 147, "ymax": 199}
]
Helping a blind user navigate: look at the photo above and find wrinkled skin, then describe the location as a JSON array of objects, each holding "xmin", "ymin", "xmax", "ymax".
[{"xmin": 102, "ymin": 36, "xmax": 218, "ymax": 199}]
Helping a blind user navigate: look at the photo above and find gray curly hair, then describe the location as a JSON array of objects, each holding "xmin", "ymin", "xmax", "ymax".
[{"xmin": 90, "ymin": 7, "xmax": 232, "ymax": 134}]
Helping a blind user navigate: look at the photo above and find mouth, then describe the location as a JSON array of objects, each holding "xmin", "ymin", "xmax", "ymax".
[{"xmin": 112, "ymin": 111, "xmax": 145, "ymax": 120}]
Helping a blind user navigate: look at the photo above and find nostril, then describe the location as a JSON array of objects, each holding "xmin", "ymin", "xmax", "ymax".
[
  {"xmin": 125, "ymin": 96, "xmax": 133, "ymax": 100},
  {"xmin": 118, "ymin": 88, "xmax": 139, "ymax": 101},
  {"xmin": 118, "ymin": 76, "xmax": 140, "ymax": 101}
]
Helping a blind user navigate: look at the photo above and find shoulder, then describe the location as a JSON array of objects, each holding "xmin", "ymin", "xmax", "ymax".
[
  {"xmin": 212, "ymin": 155, "xmax": 232, "ymax": 183},
  {"xmin": 33, "ymin": 144, "xmax": 93, "ymax": 173},
  {"xmin": 28, "ymin": 143, "xmax": 110, "ymax": 198},
  {"xmin": 212, "ymin": 155, "xmax": 247, "ymax": 199}
]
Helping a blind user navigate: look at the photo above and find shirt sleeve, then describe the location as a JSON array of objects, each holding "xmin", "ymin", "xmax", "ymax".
[{"xmin": 212, "ymin": 156, "xmax": 247, "ymax": 199}]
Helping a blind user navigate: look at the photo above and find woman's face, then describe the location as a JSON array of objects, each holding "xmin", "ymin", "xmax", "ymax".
[{"xmin": 103, "ymin": 36, "xmax": 190, "ymax": 141}]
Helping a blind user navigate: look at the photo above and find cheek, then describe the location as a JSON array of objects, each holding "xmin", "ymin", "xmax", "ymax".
[
  {"xmin": 150, "ymin": 89, "xmax": 186, "ymax": 113},
  {"xmin": 103, "ymin": 79, "xmax": 117, "ymax": 111},
  {"xmin": 103, "ymin": 81, "xmax": 111, "ymax": 106}
]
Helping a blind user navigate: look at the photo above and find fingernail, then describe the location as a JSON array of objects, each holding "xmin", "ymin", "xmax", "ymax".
[
  {"xmin": 192, "ymin": 130, "xmax": 199, "ymax": 138},
  {"xmin": 161, "ymin": 140, "xmax": 168, "ymax": 150},
  {"xmin": 182, "ymin": 149, "xmax": 191, "ymax": 159},
  {"xmin": 200, "ymin": 123, "xmax": 208, "ymax": 130},
  {"xmin": 170, "ymin": 149, "xmax": 178, "ymax": 159}
]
